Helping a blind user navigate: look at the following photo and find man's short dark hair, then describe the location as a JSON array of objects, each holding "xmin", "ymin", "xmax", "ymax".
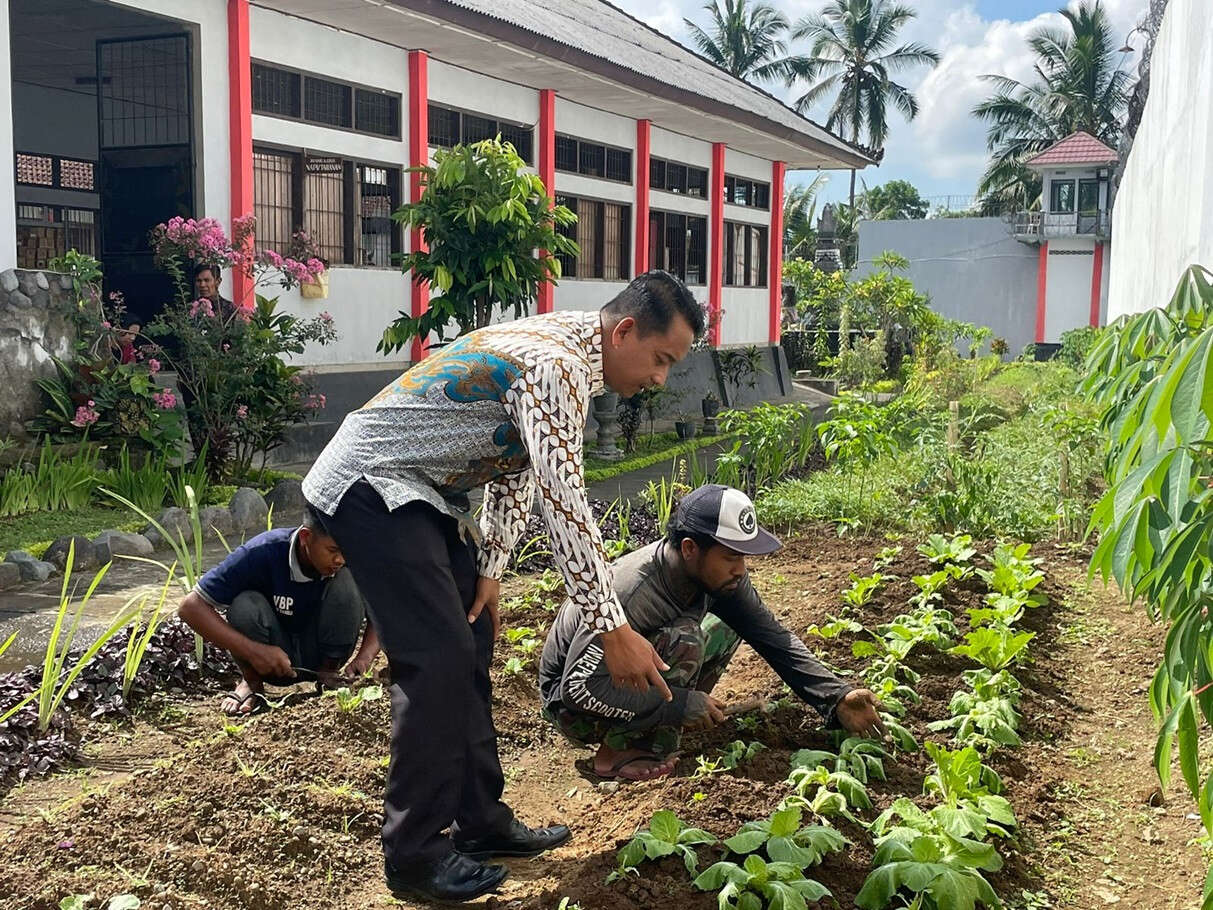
[
  {"xmin": 302, "ymin": 504, "xmax": 334, "ymax": 539},
  {"xmin": 194, "ymin": 263, "xmax": 221, "ymax": 282},
  {"xmin": 666, "ymin": 525, "xmax": 718, "ymax": 552},
  {"xmin": 602, "ymin": 270, "xmax": 705, "ymax": 339}
]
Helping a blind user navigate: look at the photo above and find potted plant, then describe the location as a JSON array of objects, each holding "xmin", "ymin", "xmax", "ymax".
[{"xmin": 674, "ymin": 413, "xmax": 697, "ymax": 440}]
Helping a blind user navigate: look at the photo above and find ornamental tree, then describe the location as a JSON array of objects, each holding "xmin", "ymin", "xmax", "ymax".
[{"xmin": 379, "ymin": 137, "xmax": 578, "ymax": 354}]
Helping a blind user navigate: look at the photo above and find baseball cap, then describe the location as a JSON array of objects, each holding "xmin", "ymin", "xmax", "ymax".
[{"xmin": 671, "ymin": 484, "xmax": 782, "ymax": 556}]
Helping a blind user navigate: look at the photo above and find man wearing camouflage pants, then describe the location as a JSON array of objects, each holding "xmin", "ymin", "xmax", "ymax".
[{"xmin": 539, "ymin": 484, "xmax": 885, "ymax": 781}]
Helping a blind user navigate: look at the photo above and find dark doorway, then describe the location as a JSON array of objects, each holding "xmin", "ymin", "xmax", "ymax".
[{"xmin": 97, "ymin": 33, "xmax": 195, "ymax": 325}]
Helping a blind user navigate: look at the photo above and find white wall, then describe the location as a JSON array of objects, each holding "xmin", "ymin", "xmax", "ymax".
[
  {"xmin": 720, "ymin": 288, "xmax": 769, "ymax": 346},
  {"xmin": 554, "ymin": 280, "xmax": 628, "ymax": 313},
  {"xmin": 429, "ymin": 59, "xmax": 538, "ymax": 127},
  {"xmin": 1043, "ymin": 237, "xmax": 1095, "ymax": 342},
  {"xmin": 0, "ymin": 2, "xmax": 16, "ymax": 269},
  {"xmin": 1109, "ymin": 0, "xmax": 1213, "ymax": 319}
]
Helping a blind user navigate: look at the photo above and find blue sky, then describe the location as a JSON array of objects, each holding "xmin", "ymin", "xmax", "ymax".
[{"xmin": 612, "ymin": 0, "xmax": 1146, "ymax": 207}]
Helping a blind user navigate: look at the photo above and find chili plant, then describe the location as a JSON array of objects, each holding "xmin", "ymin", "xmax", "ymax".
[{"xmin": 609, "ymin": 810, "xmax": 717, "ymax": 880}]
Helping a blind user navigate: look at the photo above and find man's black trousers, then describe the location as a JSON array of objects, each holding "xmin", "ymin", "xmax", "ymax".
[{"xmin": 321, "ymin": 480, "xmax": 514, "ymax": 867}]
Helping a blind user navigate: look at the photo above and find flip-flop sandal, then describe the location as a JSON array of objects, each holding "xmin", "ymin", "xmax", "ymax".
[
  {"xmin": 222, "ymin": 690, "xmax": 270, "ymax": 717},
  {"xmin": 574, "ymin": 753, "xmax": 678, "ymax": 783}
]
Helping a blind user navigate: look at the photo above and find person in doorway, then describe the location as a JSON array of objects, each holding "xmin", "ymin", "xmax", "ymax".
[
  {"xmin": 178, "ymin": 507, "xmax": 380, "ymax": 716},
  {"xmin": 112, "ymin": 321, "xmax": 141, "ymax": 365},
  {"xmin": 302, "ymin": 270, "xmax": 703, "ymax": 903},
  {"xmin": 193, "ymin": 263, "xmax": 236, "ymax": 318},
  {"xmin": 539, "ymin": 484, "xmax": 885, "ymax": 782}
]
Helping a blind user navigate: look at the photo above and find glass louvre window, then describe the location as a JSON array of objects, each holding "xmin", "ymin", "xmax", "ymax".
[
  {"xmin": 304, "ymin": 76, "xmax": 353, "ymax": 129},
  {"xmin": 428, "ymin": 104, "xmax": 461, "ymax": 148},
  {"xmin": 355, "ymin": 89, "xmax": 400, "ymax": 138},
  {"xmin": 252, "ymin": 64, "xmax": 301, "ymax": 117},
  {"xmin": 253, "ymin": 150, "xmax": 296, "ymax": 253}
]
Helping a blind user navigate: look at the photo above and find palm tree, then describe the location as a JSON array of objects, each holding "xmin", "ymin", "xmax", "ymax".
[
  {"xmin": 789, "ymin": 0, "xmax": 940, "ymax": 209},
  {"xmin": 683, "ymin": 0, "xmax": 800, "ymax": 84},
  {"xmin": 783, "ymin": 173, "xmax": 829, "ymax": 259},
  {"xmin": 973, "ymin": 0, "xmax": 1131, "ymax": 210}
]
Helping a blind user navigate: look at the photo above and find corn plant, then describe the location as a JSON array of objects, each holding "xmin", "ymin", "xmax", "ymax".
[
  {"xmin": 122, "ymin": 567, "xmax": 177, "ymax": 698},
  {"xmin": 641, "ymin": 461, "xmax": 688, "ymax": 534},
  {"xmin": 608, "ymin": 810, "xmax": 717, "ymax": 880},
  {"xmin": 693, "ymin": 854, "xmax": 831, "ymax": 909},
  {"xmin": 722, "ymin": 805, "xmax": 846, "ymax": 869}
]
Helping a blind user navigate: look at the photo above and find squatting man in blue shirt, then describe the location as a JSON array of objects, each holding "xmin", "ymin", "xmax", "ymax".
[
  {"xmin": 178, "ymin": 509, "xmax": 380, "ymax": 716},
  {"xmin": 540, "ymin": 484, "xmax": 884, "ymax": 782}
]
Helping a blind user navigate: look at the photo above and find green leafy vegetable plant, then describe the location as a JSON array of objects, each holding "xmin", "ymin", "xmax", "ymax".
[
  {"xmin": 694, "ymin": 740, "xmax": 766, "ymax": 778},
  {"xmin": 609, "ymin": 810, "xmax": 718, "ymax": 880},
  {"xmin": 950, "ymin": 627, "xmax": 1034, "ymax": 671},
  {"xmin": 722, "ymin": 805, "xmax": 847, "ymax": 869},
  {"xmin": 842, "ymin": 572, "xmax": 887, "ymax": 608},
  {"xmin": 918, "ymin": 533, "xmax": 977, "ymax": 567},
  {"xmin": 324, "ymin": 684, "xmax": 384, "ymax": 713},
  {"xmin": 693, "ymin": 854, "xmax": 831, "ymax": 910}
]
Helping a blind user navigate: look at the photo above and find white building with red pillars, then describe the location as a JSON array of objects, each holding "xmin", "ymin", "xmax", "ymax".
[
  {"xmin": 1012, "ymin": 131, "xmax": 1117, "ymax": 345},
  {"xmin": 0, "ymin": 0, "xmax": 872, "ymax": 439}
]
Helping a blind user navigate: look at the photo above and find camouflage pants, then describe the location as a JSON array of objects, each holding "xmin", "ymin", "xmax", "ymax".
[{"xmin": 545, "ymin": 613, "xmax": 741, "ymax": 758}]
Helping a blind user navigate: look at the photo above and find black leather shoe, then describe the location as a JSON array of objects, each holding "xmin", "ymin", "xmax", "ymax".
[
  {"xmin": 454, "ymin": 818, "xmax": 572, "ymax": 860},
  {"xmin": 385, "ymin": 852, "xmax": 507, "ymax": 903}
]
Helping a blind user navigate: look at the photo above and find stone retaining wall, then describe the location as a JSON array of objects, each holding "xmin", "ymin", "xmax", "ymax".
[{"xmin": 0, "ymin": 268, "xmax": 77, "ymax": 439}]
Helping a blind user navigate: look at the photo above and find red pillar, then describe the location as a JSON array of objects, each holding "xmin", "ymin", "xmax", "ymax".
[
  {"xmin": 227, "ymin": 0, "xmax": 254, "ymax": 309},
  {"xmin": 709, "ymin": 142, "xmax": 725, "ymax": 348},
  {"xmin": 768, "ymin": 161, "xmax": 785, "ymax": 345},
  {"xmin": 537, "ymin": 89, "xmax": 556, "ymax": 314},
  {"xmin": 1089, "ymin": 242, "xmax": 1104, "ymax": 327},
  {"xmin": 634, "ymin": 119, "xmax": 651, "ymax": 275},
  {"xmin": 407, "ymin": 50, "xmax": 429, "ymax": 361},
  {"xmin": 1034, "ymin": 241, "xmax": 1049, "ymax": 344}
]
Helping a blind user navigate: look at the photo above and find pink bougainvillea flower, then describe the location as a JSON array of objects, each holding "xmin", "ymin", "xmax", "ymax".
[{"xmin": 147, "ymin": 358, "xmax": 161, "ymax": 375}]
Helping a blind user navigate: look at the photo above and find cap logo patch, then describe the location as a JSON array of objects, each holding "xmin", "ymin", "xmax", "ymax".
[{"xmin": 738, "ymin": 506, "xmax": 757, "ymax": 536}]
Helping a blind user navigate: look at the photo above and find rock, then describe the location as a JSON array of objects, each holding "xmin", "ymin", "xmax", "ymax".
[
  {"xmin": 43, "ymin": 535, "xmax": 98, "ymax": 571},
  {"xmin": 143, "ymin": 507, "xmax": 192, "ymax": 550},
  {"xmin": 229, "ymin": 487, "xmax": 269, "ymax": 533},
  {"xmin": 265, "ymin": 479, "xmax": 306, "ymax": 518},
  {"xmin": 8, "ymin": 290, "xmax": 31, "ymax": 309},
  {"xmin": 5, "ymin": 550, "xmax": 35, "ymax": 565},
  {"xmin": 0, "ymin": 269, "xmax": 18, "ymax": 293},
  {"xmin": 34, "ymin": 271, "xmax": 49, "ymax": 291},
  {"xmin": 199, "ymin": 506, "xmax": 235, "ymax": 540},
  {"xmin": 17, "ymin": 560, "xmax": 55, "ymax": 583},
  {"xmin": 58, "ymin": 273, "xmax": 73, "ymax": 291},
  {"xmin": 92, "ymin": 529, "xmax": 154, "ymax": 564},
  {"xmin": 0, "ymin": 562, "xmax": 19, "ymax": 591}
]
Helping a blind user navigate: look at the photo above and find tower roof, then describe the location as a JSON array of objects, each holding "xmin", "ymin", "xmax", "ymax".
[{"xmin": 1026, "ymin": 131, "xmax": 1118, "ymax": 168}]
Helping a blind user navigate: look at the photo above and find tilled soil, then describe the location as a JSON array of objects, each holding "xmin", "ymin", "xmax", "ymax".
[{"xmin": 0, "ymin": 528, "xmax": 1203, "ymax": 910}]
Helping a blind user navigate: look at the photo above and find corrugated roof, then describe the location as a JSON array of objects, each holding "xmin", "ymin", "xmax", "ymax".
[
  {"xmin": 1027, "ymin": 131, "xmax": 1118, "ymax": 167},
  {"xmin": 421, "ymin": 0, "xmax": 876, "ymax": 167}
]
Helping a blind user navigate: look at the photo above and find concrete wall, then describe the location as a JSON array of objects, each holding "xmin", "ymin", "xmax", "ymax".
[
  {"xmin": 0, "ymin": 268, "xmax": 77, "ymax": 437},
  {"xmin": 1043, "ymin": 237, "xmax": 1096, "ymax": 341},
  {"xmin": 1109, "ymin": 0, "xmax": 1213, "ymax": 319},
  {"xmin": 0, "ymin": 3, "xmax": 16, "ymax": 271},
  {"xmin": 856, "ymin": 217, "xmax": 1039, "ymax": 354}
]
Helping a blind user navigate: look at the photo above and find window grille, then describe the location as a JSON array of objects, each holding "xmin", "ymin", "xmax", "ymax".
[
  {"xmin": 65, "ymin": 209, "xmax": 97, "ymax": 256},
  {"xmin": 578, "ymin": 143, "xmax": 605, "ymax": 178},
  {"xmin": 252, "ymin": 64, "xmax": 301, "ymax": 117},
  {"xmin": 723, "ymin": 222, "xmax": 768, "ymax": 287},
  {"xmin": 304, "ymin": 156, "xmax": 346, "ymax": 263},
  {"xmin": 498, "ymin": 122, "xmax": 533, "ymax": 164},
  {"xmin": 554, "ymin": 194, "xmax": 578, "ymax": 277},
  {"xmin": 429, "ymin": 105, "xmax": 461, "ymax": 148},
  {"xmin": 603, "ymin": 202, "xmax": 628, "ymax": 279},
  {"xmin": 304, "ymin": 76, "xmax": 352, "ymax": 129},
  {"xmin": 358, "ymin": 165, "xmax": 398, "ymax": 267},
  {"xmin": 605, "ymin": 148, "xmax": 632, "ymax": 183},
  {"xmin": 686, "ymin": 216, "xmax": 706, "ymax": 284},
  {"xmin": 555, "ymin": 135, "xmax": 578, "ymax": 173},
  {"xmin": 577, "ymin": 199, "xmax": 602, "ymax": 277},
  {"xmin": 688, "ymin": 167, "xmax": 708, "ymax": 198},
  {"xmin": 754, "ymin": 183, "xmax": 770, "ymax": 209},
  {"xmin": 666, "ymin": 162, "xmax": 687, "ymax": 194},
  {"xmin": 16, "ymin": 154, "xmax": 54, "ymax": 186},
  {"xmin": 462, "ymin": 113, "xmax": 498, "ymax": 145},
  {"xmin": 253, "ymin": 150, "xmax": 296, "ymax": 253},
  {"xmin": 98, "ymin": 35, "xmax": 191, "ymax": 148},
  {"xmin": 355, "ymin": 89, "xmax": 400, "ymax": 138},
  {"xmin": 649, "ymin": 158, "xmax": 666, "ymax": 190}
]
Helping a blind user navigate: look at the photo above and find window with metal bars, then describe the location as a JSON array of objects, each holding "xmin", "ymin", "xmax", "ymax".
[
  {"xmin": 254, "ymin": 146, "xmax": 401, "ymax": 268},
  {"xmin": 649, "ymin": 157, "xmax": 666, "ymax": 190},
  {"xmin": 649, "ymin": 210, "xmax": 707, "ymax": 285},
  {"xmin": 98, "ymin": 35, "xmax": 191, "ymax": 148},
  {"xmin": 649, "ymin": 157, "xmax": 709, "ymax": 197},
  {"xmin": 605, "ymin": 148, "xmax": 633, "ymax": 183},
  {"xmin": 355, "ymin": 89, "xmax": 400, "ymax": 138},
  {"xmin": 687, "ymin": 167, "xmax": 708, "ymax": 198},
  {"xmin": 555, "ymin": 194, "xmax": 630, "ymax": 279},
  {"xmin": 426, "ymin": 104, "xmax": 534, "ymax": 164},
  {"xmin": 578, "ymin": 143, "xmax": 605, "ymax": 178},
  {"xmin": 665, "ymin": 162, "xmax": 687, "ymax": 195},
  {"xmin": 723, "ymin": 221, "xmax": 768, "ymax": 287},
  {"xmin": 304, "ymin": 77, "xmax": 353, "ymax": 129},
  {"xmin": 252, "ymin": 64, "xmax": 301, "ymax": 118},
  {"xmin": 555, "ymin": 135, "xmax": 578, "ymax": 173},
  {"xmin": 556, "ymin": 135, "xmax": 632, "ymax": 183},
  {"xmin": 16, "ymin": 204, "xmax": 97, "ymax": 269},
  {"xmin": 726, "ymin": 175, "xmax": 770, "ymax": 209}
]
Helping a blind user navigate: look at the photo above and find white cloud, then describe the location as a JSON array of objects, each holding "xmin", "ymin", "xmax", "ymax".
[{"xmin": 612, "ymin": 0, "xmax": 1148, "ymax": 199}]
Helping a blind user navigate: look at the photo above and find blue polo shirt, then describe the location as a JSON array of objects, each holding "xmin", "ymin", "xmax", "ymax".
[{"xmin": 195, "ymin": 528, "xmax": 327, "ymax": 631}]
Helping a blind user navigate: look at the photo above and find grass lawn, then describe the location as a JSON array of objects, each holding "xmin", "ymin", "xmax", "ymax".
[
  {"xmin": 0, "ymin": 505, "xmax": 145, "ymax": 559},
  {"xmin": 584, "ymin": 431, "xmax": 729, "ymax": 483}
]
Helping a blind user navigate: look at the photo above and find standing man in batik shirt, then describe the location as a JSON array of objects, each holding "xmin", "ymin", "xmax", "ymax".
[{"xmin": 302, "ymin": 271, "xmax": 704, "ymax": 903}]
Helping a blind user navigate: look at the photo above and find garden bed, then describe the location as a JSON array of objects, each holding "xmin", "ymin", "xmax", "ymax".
[{"xmin": 0, "ymin": 528, "xmax": 1199, "ymax": 909}]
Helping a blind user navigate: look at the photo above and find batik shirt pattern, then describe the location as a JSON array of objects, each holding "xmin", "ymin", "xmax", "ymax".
[{"xmin": 302, "ymin": 311, "xmax": 625, "ymax": 633}]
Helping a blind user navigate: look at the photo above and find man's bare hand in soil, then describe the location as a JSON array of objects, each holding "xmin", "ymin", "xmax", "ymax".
[
  {"xmin": 245, "ymin": 642, "xmax": 294, "ymax": 680},
  {"xmin": 600, "ymin": 624, "xmax": 672, "ymax": 700},
  {"xmin": 835, "ymin": 688, "xmax": 884, "ymax": 739},
  {"xmin": 683, "ymin": 691, "xmax": 726, "ymax": 732}
]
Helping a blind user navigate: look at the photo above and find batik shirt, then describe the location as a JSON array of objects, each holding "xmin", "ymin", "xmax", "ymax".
[{"xmin": 302, "ymin": 311, "xmax": 625, "ymax": 633}]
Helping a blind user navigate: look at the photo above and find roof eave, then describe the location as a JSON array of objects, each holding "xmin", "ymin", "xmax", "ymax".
[{"xmin": 385, "ymin": 0, "xmax": 875, "ymax": 170}]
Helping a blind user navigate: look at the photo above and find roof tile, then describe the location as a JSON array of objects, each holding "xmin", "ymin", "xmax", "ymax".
[{"xmin": 1027, "ymin": 131, "xmax": 1118, "ymax": 167}]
